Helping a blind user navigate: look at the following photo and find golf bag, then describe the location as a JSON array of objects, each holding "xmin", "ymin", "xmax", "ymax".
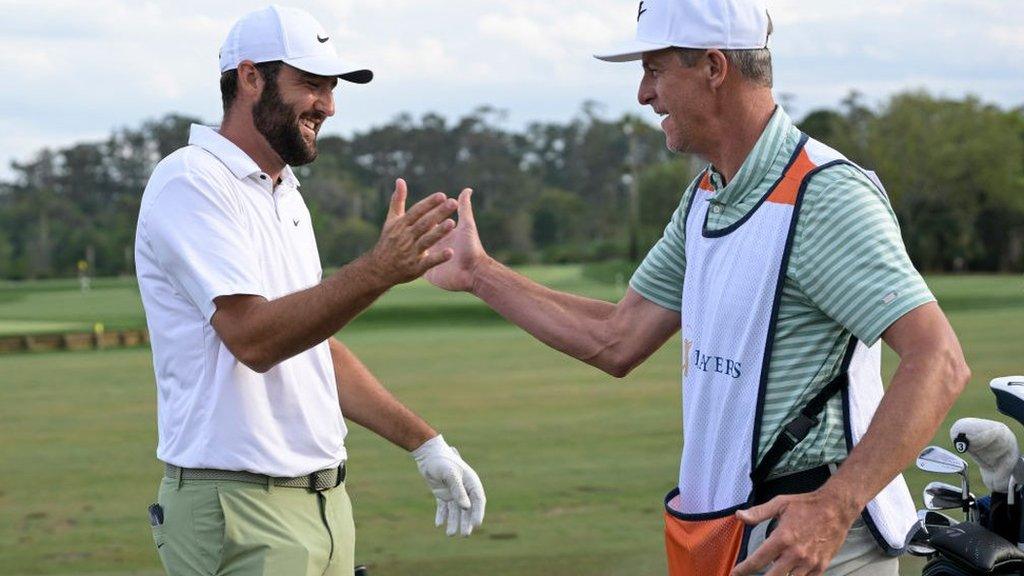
[
  {"xmin": 912, "ymin": 376, "xmax": 1024, "ymax": 575},
  {"xmin": 920, "ymin": 521, "xmax": 1024, "ymax": 575}
]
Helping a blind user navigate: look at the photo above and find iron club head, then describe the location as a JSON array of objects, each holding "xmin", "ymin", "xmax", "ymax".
[
  {"xmin": 917, "ymin": 446, "xmax": 969, "ymax": 476},
  {"xmin": 923, "ymin": 481, "xmax": 975, "ymax": 511},
  {"xmin": 917, "ymin": 446, "xmax": 973, "ymax": 521}
]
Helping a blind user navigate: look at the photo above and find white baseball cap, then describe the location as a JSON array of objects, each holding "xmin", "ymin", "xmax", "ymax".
[
  {"xmin": 219, "ymin": 5, "xmax": 372, "ymax": 84},
  {"xmin": 594, "ymin": 0, "xmax": 771, "ymax": 62}
]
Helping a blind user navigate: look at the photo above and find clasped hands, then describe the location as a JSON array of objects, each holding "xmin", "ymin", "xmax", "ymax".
[{"xmin": 365, "ymin": 179, "xmax": 486, "ymax": 295}]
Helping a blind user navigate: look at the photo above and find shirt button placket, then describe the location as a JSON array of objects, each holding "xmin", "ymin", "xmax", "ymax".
[{"xmin": 258, "ymin": 174, "xmax": 282, "ymax": 221}]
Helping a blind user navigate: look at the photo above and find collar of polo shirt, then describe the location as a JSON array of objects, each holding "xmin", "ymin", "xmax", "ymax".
[{"xmin": 188, "ymin": 124, "xmax": 300, "ymax": 189}]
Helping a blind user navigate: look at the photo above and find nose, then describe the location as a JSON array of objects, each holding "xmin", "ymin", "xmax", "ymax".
[
  {"xmin": 316, "ymin": 88, "xmax": 335, "ymax": 118},
  {"xmin": 637, "ymin": 73, "xmax": 655, "ymax": 107}
]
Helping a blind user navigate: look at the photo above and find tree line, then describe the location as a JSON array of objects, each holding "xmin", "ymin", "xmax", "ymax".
[{"xmin": 1, "ymin": 91, "xmax": 1021, "ymax": 280}]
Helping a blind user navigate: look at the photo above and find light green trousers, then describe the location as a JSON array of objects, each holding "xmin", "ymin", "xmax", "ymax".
[
  {"xmin": 150, "ymin": 476, "xmax": 355, "ymax": 576},
  {"xmin": 746, "ymin": 517, "xmax": 899, "ymax": 575}
]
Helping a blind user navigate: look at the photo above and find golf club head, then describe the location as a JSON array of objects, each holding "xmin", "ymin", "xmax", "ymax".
[
  {"xmin": 923, "ymin": 490, "xmax": 960, "ymax": 512},
  {"xmin": 909, "ymin": 510, "xmax": 958, "ymax": 557},
  {"xmin": 922, "ymin": 510, "xmax": 959, "ymax": 528},
  {"xmin": 909, "ymin": 513, "xmax": 934, "ymax": 557},
  {"xmin": 924, "ymin": 481, "xmax": 975, "ymax": 505},
  {"xmin": 918, "ymin": 446, "xmax": 969, "ymax": 476},
  {"xmin": 991, "ymin": 376, "xmax": 1024, "ymax": 426},
  {"xmin": 950, "ymin": 417, "xmax": 1020, "ymax": 493}
]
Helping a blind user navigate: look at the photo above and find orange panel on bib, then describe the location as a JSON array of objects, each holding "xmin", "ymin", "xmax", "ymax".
[
  {"xmin": 767, "ymin": 148, "xmax": 815, "ymax": 206},
  {"xmin": 664, "ymin": 510, "xmax": 745, "ymax": 576}
]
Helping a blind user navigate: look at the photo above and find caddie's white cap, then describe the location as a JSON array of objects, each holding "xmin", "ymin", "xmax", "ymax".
[
  {"xmin": 595, "ymin": 0, "xmax": 771, "ymax": 62},
  {"xmin": 219, "ymin": 5, "xmax": 372, "ymax": 84}
]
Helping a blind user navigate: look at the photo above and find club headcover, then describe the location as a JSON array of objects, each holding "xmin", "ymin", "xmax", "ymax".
[{"xmin": 951, "ymin": 417, "xmax": 1019, "ymax": 492}]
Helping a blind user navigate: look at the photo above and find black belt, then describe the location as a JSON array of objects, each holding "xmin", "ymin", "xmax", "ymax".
[
  {"xmin": 751, "ymin": 464, "xmax": 832, "ymax": 506},
  {"xmin": 164, "ymin": 462, "xmax": 346, "ymax": 492}
]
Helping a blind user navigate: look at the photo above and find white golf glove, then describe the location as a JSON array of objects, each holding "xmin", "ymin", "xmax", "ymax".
[{"xmin": 412, "ymin": 435, "xmax": 486, "ymax": 536}]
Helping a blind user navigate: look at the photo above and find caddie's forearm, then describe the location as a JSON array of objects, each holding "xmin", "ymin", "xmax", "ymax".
[
  {"xmin": 330, "ymin": 339, "xmax": 437, "ymax": 451},
  {"xmin": 223, "ymin": 254, "xmax": 391, "ymax": 372},
  {"xmin": 819, "ymin": 347, "xmax": 969, "ymax": 518},
  {"xmin": 471, "ymin": 258, "xmax": 626, "ymax": 374}
]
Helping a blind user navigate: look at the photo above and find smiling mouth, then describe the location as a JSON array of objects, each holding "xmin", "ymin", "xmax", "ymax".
[{"xmin": 299, "ymin": 117, "xmax": 321, "ymax": 138}]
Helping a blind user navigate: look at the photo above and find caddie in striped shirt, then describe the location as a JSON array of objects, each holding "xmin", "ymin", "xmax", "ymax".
[{"xmin": 426, "ymin": 1, "xmax": 970, "ymax": 575}]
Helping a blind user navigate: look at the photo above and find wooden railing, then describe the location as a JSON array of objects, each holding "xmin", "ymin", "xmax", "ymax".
[{"xmin": 0, "ymin": 329, "xmax": 149, "ymax": 354}]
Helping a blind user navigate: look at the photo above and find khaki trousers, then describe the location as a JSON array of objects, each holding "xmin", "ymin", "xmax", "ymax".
[
  {"xmin": 150, "ymin": 476, "xmax": 355, "ymax": 576},
  {"xmin": 746, "ymin": 517, "xmax": 899, "ymax": 576}
]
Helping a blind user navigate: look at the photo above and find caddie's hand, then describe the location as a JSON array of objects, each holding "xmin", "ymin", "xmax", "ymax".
[
  {"xmin": 367, "ymin": 178, "xmax": 458, "ymax": 286},
  {"xmin": 424, "ymin": 188, "xmax": 490, "ymax": 293},
  {"xmin": 412, "ymin": 435, "xmax": 486, "ymax": 537},
  {"xmin": 731, "ymin": 490, "xmax": 856, "ymax": 576}
]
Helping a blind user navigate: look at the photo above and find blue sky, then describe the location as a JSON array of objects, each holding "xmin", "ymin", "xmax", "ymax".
[{"xmin": 2, "ymin": 0, "xmax": 1021, "ymax": 178}]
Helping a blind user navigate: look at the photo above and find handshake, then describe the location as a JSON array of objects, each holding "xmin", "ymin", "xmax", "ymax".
[{"xmin": 360, "ymin": 178, "xmax": 489, "ymax": 294}]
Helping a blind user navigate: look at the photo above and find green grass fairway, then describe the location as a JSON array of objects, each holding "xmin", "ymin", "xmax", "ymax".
[
  {"xmin": 0, "ymin": 278, "xmax": 145, "ymax": 334},
  {"xmin": 0, "ymin": 269, "xmax": 1021, "ymax": 575},
  {"xmin": 0, "ymin": 320, "xmax": 92, "ymax": 336}
]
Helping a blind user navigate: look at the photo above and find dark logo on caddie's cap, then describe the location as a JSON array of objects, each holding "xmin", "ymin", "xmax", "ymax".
[
  {"xmin": 637, "ymin": 1, "xmax": 647, "ymax": 21},
  {"xmin": 317, "ymin": 35, "xmax": 329, "ymax": 43}
]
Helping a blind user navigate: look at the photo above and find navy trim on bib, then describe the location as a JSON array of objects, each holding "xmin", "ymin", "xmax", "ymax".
[
  {"xmin": 703, "ymin": 133, "xmax": 810, "ymax": 239},
  {"xmin": 836, "ymin": 336, "xmax": 905, "ymax": 556},
  {"xmin": 680, "ymin": 171, "xmax": 707, "ymax": 227},
  {"xmin": 748, "ymin": 135, "xmax": 814, "ymax": 475},
  {"xmin": 664, "ymin": 487, "xmax": 749, "ymax": 521}
]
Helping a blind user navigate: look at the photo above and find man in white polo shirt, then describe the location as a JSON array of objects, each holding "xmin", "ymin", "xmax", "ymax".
[{"xmin": 134, "ymin": 6, "xmax": 485, "ymax": 575}]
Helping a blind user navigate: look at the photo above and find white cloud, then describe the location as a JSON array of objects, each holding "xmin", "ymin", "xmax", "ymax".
[
  {"xmin": 992, "ymin": 25, "xmax": 1024, "ymax": 51},
  {"xmin": 0, "ymin": 0, "xmax": 1022, "ymax": 179}
]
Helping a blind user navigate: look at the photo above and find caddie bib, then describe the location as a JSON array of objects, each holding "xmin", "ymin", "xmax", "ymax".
[{"xmin": 662, "ymin": 134, "xmax": 919, "ymax": 575}]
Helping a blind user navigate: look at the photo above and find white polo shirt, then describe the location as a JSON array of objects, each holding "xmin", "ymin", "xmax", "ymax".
[{"xmin": 135, "ymin": 124, "xmax": 347, "ymax": 477}]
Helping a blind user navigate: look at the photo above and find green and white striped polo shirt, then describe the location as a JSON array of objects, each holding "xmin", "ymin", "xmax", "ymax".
[{"xmin": 631, "ymin": 107, "xmax": 935, "ymax": 476}]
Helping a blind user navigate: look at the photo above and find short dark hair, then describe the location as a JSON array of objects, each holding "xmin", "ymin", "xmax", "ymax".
[
  {"xmin": 220, "ymin": 60, "xmax": 285, "ymax": 114},
  {"xmin": 674, "ymin": 47, "xmax": 773, "ymax": 88}
]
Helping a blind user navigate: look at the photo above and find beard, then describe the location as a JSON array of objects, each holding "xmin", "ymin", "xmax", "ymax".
[{"xmin": 252, "ymin": 78, "xmax": 322, "ymax": 167}]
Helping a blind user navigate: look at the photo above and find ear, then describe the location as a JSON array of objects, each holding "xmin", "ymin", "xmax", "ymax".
[
  {"xmin": 235, "ymin": 60, "xmax": 265, "ymax": 103},
  {"xmin": 705, "ymin": 49, "xmax": 729, "ymax": 90}
]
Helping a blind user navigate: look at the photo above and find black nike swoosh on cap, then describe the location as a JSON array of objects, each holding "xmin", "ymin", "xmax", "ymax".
[{"xmin": 317, "ymin": 35, "xmax": 329, "ymax": 43}]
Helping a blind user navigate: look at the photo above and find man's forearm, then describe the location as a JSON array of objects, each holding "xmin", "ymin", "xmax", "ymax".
[
  {"xmin": 819, "ymin": 309, "xmax": 970, "ymax": 518},
  {"xmin": 215, "ymin": 254, "xmax": 390, "ymax": 372},
  {"xmin": 470, "ymin": 258, "xmax": 631, "ymax": 374},
  {"xmin": 330, "ymin": 339, "xmax": 436, "ymax": 451},
  {"xmin": 214, "ymin": 187, "xmax": 458, "ymax": 373}
]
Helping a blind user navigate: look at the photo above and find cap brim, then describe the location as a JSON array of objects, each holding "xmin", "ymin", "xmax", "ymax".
[
  {"xmin": 593, "ymin": 39, "xmax": 674, "ymax": 62},
  {"xmin": 339, "ymin": 69, "xmax": 373, "ymax": 84},
  {"xmin": 284, "ymin": 54, "xmax": 374, "ymax": 84}
]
